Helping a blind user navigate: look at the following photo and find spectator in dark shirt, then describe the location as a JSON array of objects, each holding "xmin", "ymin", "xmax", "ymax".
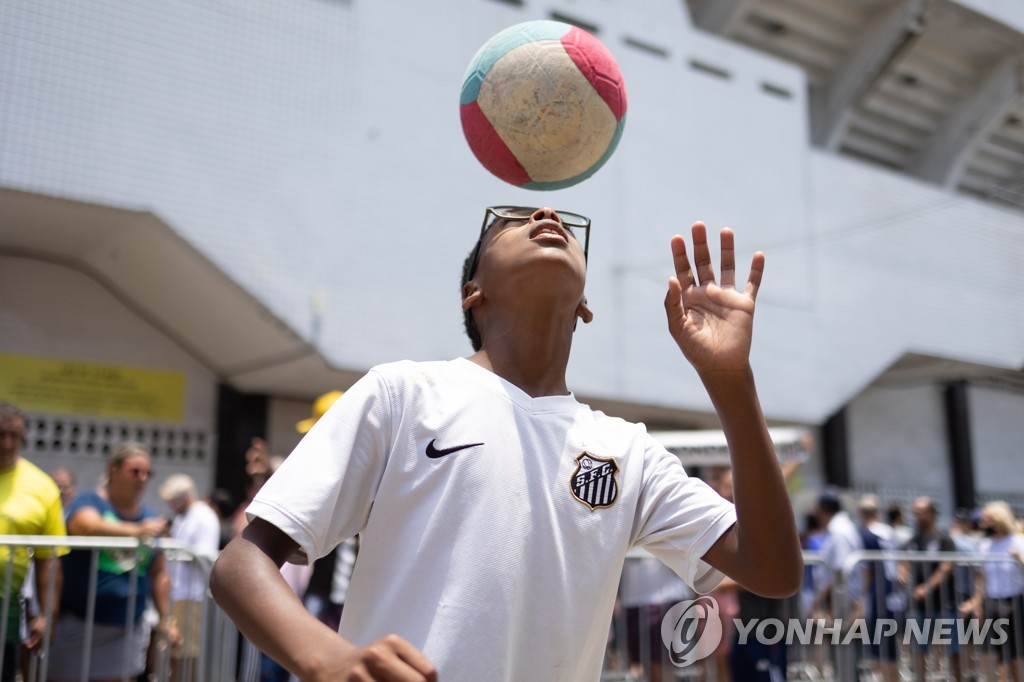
[{"xmin": 899, "ymin": 496, "xmax": 960, "ymax": 682}]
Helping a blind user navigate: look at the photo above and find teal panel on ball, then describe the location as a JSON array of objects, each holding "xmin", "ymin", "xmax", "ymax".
[
  {"xmin": 459, "ymin": 20, "xmax": 573, "ymax": 106},
  {"xmin": 521, "ymin": 115, "xmax": 627, "ymax": 191}
]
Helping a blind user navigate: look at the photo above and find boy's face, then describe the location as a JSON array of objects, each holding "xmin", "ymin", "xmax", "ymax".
[{"xmin": 474, "ymin": 207, "xmax": 588, "ymax": 290}]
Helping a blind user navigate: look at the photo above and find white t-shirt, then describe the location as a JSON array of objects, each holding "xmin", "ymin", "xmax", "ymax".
[
  {"xmin": 981, "ymin": 534, "xmax": 1024, "ymax": 599},
  {"xmin": 867, "ymin": 520, "xmax": 899, "ymax": 583},
  {"xmin": 815, "ymin": 511, "xmax": 863, "ymax": 596},
  {"xmin": 248, "ymin": 358, "xmax": 736, "ymax": 682},
  {"xmin": 168, "ymin": 500, "xmax": 221, "ymax": 602}
]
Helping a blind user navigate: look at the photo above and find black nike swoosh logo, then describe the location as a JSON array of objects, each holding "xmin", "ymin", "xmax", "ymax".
[{"xmin": 425, "ymin": 439, "xmax": 484, "ymax": 459}]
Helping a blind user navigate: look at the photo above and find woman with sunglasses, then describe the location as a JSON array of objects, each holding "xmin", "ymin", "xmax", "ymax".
[
  {"xmin": 48, "ymin": 442, "xmax": 178, "ymax": 682},
  {"xmin": 213, "ymin": 209, "xmax": 801, "ymax": 682}
]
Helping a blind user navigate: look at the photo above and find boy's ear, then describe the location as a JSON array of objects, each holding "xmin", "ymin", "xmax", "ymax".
[
  {"xmin": 576, "ymin": 296, "xmax": 593, "ymax": 324},
  {"xmin": 462, "ymin": 282, "xmax": 483, "ymax": 312}
]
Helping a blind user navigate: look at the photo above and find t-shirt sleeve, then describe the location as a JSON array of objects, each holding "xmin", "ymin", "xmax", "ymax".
[
  {"xmin": 65, "ymin": 490, "xmax": 104, "ymax": 524},
  {"xmin": 245, "ymin": 370, "xmax": 392, "ymax": 565},
  {"xmin": 630, "ymin": 437, "xmax": 736, "ymax": 594}
]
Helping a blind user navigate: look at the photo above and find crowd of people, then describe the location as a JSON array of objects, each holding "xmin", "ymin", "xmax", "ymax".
[
  {"xmin": 3, "ymin": 380, "xmax": 1024, "ymax": 682},
  {"xmin": 1, "ymin": 402, "xmax": 1024, "ymax": 682},
  {"xmin": 603, "ymin": 475, "xmax": 1024, "ymax": 682},
  {"xmin": 1, "ymin": 392, "xmax": 1023, "ymax": 682},
  {"xmin": 0, "ymin": 398, "xmax": 358, "ymax": 682},
  {"xmin": 798, "ymin": 491, "xmax": 1024, "ymax": 682}
]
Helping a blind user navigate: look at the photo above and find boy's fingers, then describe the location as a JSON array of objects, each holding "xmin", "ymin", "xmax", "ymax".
[
  {"xmin": 744, "ymin": 252, "xmax": 765, "ymax": 301},
  {"xmin": 670, "ymin": 235, "xmax": 695, "ymax": 291},
  {"xmin": 720, "ymin": 228, "xmax": 736, "ymax": 289},
  {"xmin": 690, "ymin": 222, "xmax": 715, "ymax": 286}
]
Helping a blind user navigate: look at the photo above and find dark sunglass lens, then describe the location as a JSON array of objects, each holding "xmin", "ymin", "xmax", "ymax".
[{"xmin": 556, "ymin": 212, "xmax": 586, "ymax": 226}]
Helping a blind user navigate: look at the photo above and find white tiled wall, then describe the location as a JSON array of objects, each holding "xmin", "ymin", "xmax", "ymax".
[{"xmin": 2, "ymin": 0, "xmax": 1022, "ymax": 497}]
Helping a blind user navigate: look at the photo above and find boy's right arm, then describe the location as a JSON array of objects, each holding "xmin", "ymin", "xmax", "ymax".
[{"xmin": 211, "ymin": 517, "xmax": 437, "ymax": 682}]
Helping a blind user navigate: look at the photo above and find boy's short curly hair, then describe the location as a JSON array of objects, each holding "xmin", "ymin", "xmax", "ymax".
[
  {"xmin": 461, "ymin": 241, "xmax": 484, "ymax": 352},
  {"xmin": 462, "ymin": 214, "xmax": 505, "ymax": 352}
]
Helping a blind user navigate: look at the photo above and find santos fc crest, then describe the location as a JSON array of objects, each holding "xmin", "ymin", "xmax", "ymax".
[{"xmin": 570, "ymin": 452, "xmax": 620, "ymax": 511}]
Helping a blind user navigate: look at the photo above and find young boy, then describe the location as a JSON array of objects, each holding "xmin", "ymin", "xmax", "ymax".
[{"xmin": 211, "ymin": 207, "xmax": 802, "ymax": 681}]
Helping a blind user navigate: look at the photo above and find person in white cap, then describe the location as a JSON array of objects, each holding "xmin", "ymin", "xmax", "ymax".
[
  {"xmin": 212, "ymin": 209, "xmax": 803, "ymax": 681},
  {"xmin": 158, "ymin": 473, "xmax": 220, "ymax": 682}
]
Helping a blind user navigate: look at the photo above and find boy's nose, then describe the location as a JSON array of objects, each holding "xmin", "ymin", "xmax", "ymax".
[{"xmin": 531, "ymin": 207, "xmax": 561, "ymax": 223}]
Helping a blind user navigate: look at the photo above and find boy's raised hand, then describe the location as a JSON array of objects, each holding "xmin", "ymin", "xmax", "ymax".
[{"xmin": 664, "ymin": 222, "xmax": 764, "ymax": 376}]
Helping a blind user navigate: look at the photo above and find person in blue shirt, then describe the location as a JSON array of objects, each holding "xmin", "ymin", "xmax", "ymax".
[
  {"xmin": 858, "ymin": 494, "xmax": 900, "ymax": 682},
  {"xmin": 47, "ymin": 442, "xmax": 178, "ymax": 682}
]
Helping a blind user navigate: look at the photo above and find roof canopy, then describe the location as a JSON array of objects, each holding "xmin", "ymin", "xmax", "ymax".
[{"xmin": 0, "ymin": 188, "xmax": 359, "ymax": 399}]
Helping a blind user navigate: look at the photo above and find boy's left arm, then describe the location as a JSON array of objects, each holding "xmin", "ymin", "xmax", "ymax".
[{"xmin": 664, "ymin": 222, "xmax": 802, "ymax": 598}]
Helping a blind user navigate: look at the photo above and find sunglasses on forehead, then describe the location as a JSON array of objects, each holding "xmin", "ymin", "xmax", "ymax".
[{"xmin": 467, "ymin": 206, "xmax": 592, "ymax": 279}]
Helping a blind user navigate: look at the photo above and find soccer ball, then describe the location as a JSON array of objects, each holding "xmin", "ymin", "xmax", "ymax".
[{"xmin": 460, "ymin": 20, "xmax": 628, "ymax": 191}]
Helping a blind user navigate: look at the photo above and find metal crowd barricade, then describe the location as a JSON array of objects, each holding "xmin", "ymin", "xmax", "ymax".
[
  {"xmin": 789, "ymin": 551, "xmax": 840, "ymax": 681},
  {"xmin": 6, "ymin": 535, "xmax": 1023, "ymax": 681},
  {"xmin": 0, "ymin": 534, "xmax": 251, "ymax": 682},
  {"xmin": 602, "ymin": 549, "xmax": 1024, "ymax": 682},
  {"xmin": 603, "ymin": 548, "xmax": 699, "ymax": 682},
  {"xmin": 843, "ymin": 549, "xmax": 1024, "ymax": 682},
  {"xmin": 601, "ymin": 550, "xmax": 839, "ymax": 682}
]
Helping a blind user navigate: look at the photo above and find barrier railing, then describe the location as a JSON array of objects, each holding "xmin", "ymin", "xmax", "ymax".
[
  {"xmin": 0, "ymin": 535, "xmax": 224, "ymax": 682},
  {"xmin": 602, "ymin": 550, "xmax": 837, "ymax": 682},
  {"xmin": 3, "ymin": 537, "xmax": 1021, "ymax": 681},
  {"xmin": 602, "ymin": 550, "xmax": 1024, "ymax": 682},
  {"xmin": 841, "ymin": 550, "xmax": 1024, "ymax": 682}
]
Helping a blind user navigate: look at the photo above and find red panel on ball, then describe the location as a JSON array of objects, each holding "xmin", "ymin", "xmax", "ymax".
[
  {"xmin": 561, "ymin": 27, "xmax": 627, "ymax": 121},
  {"xmin": 460, "ymin": 100, "xmax": 531, "ymax": 186}
]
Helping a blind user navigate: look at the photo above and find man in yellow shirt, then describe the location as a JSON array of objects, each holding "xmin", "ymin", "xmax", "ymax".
[{"xmin": 0, "ymin": 402, "xmax": 67, "ymax": 682}]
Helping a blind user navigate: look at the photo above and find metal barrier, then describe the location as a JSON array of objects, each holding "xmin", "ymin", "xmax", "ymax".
[
  {"xmin": 841, "ymin": 550, "xmax": 1024, "ymax": 682},
  {"xmin": 5, "ymin": 537, "xmax": 1022, "ymax": 681},
  {"xmin": 603, "ymin": 550, "xmax": 1024, "ymax": 682},
  {"xmin": 0, "ymin": 534, "xmax": 238, "ymax": 682},
  {"xmin": 601, "ymin": 550, "xmax": 839, "ymax": 682}
]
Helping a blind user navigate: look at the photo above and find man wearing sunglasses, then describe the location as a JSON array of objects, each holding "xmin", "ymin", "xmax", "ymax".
[{"xmin": 213, "ymin": 207, "xmax": 802, "ymax": 681}]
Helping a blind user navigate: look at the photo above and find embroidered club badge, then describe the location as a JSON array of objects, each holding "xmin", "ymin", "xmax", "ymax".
[{"xmin": 570, "ymin": 452, "xmax": 620, "ymax": 511}]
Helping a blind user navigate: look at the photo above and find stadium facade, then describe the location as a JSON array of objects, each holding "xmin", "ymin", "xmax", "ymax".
[{"xmin": 1, "ymin": 0, "xmax": 1022, "ymax": 517}]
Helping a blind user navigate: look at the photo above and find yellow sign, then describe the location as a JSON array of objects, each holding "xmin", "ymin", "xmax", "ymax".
[{"xmin": 0, "ymin": 354, "xmax": 185, "ymax": 421}]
